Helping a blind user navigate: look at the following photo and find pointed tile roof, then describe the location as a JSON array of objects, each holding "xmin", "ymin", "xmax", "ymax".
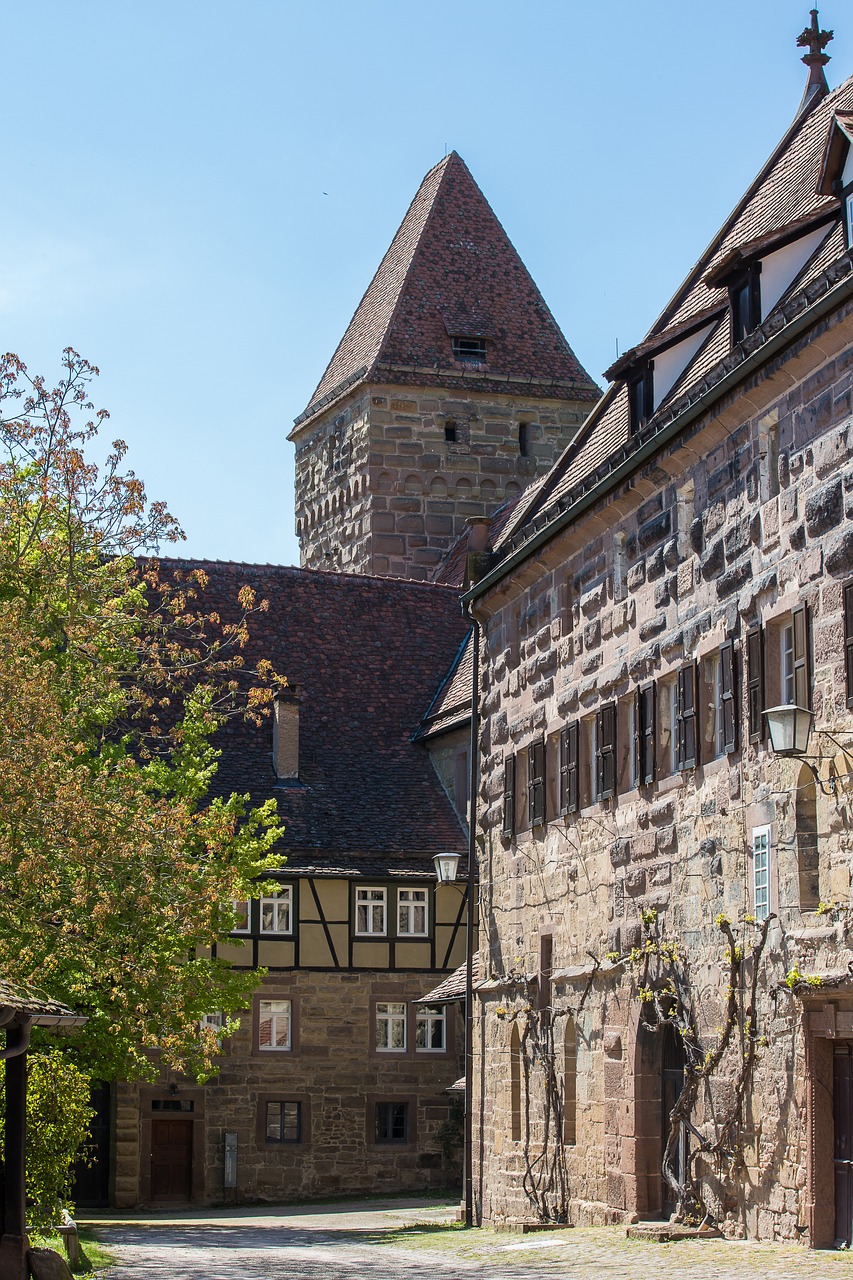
[{"xmin": 294, "ymin": 153, "xmax": 598, "ymax": 428}]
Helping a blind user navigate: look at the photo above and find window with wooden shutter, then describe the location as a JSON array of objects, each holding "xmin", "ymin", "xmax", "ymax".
[
  {"xmin": 720, "ymin": 640, "xmax": 738, "ymax": 755},
  {"xmin": 845, "ymin": 582, "xmax": 853, "ymax": 711},
  {"xmin": 502, "ymin": 755, "xmax": 516, "ymax": 839},
  {"xmin": 596, "ymin": 703, "xmax": 616, "ymax": 800},
  {"xmin": 792, "ymin": 603, "xmax": 810, "ymax": 709},
  {"xmin": 676, "ymin": 664, "xmax": 698, "ymax": 770},
  {"xmin": 637, "ymin": 682, "xmax": 656, "ymax": 785},
  {"xmin": 528, "ymin": 740, "xmax": 545, "ymax": 827},
  {"xmin": 746, "ymin": 627, "xmax": 765, "ymax": 743},
  {"xmin": 559, "ymin": 723, "xmax": 579, "ymax": 815}
]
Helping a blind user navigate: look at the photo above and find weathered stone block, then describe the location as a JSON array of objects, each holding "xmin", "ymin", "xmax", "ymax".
[
  {"xmin": 805, "ymin": 477, "xmax": 843, "ymax": 537},
  {"xmin": 825, "ymin": 528, "xmax": 853, "ymax": 575},
  {"xmin": 701, "ymin": 539, "xmax": 724, "ymax": 579},
  {"xmin": 627, "ymin": 560, "xmax": 646, "ymax": 591},
  {"xmin": 646, "ymin": 547, "xmax": 665, "ymax": 582},
  {"xmin": 717, "ymin": 560, "xmax": 752, "ymax": 599},
  {"xmin": 639, "ymin": 613, "xmax": 666, "ymax": 641},
  {"xmin": 638, "ymin": 511, "xmax": 671, "ymax": 551}
]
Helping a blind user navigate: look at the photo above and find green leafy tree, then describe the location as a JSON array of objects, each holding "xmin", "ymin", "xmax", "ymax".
[{"xmin": 0, "ymin": 350, "xmax": 285, "ymax": 1216}]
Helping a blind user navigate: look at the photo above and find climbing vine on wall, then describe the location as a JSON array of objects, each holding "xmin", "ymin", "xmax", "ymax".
[{"xmin": 630, "ymin": 907, "xmax": 774, "ymax": 1224}]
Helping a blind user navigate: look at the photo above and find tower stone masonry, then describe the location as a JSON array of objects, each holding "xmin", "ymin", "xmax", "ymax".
[{"xmin": 291, "ymin": 152, "xmax": 600, "ymax": 581}]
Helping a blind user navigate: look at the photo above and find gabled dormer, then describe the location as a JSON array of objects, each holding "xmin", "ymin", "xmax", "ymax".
[
  {"xmin": 818, "ymin": 110, "xmax": 853, "ymax": 246},
  {"xmin": 704, "ymin": 208, "xmax": 837, "ymax": 342},
  {"xmin": 606, "ymin": 307, "xmax": 723, "ymax": 434}
]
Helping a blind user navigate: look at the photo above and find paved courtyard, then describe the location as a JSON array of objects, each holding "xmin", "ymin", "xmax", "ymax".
[{"xmin": 85, "ymin": 1198, "xmax": 853, "ymax": 1280}]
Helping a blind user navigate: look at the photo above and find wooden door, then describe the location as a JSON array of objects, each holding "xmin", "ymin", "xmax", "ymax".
[
  {"xmin": 661, "ymin": 1022, "xmax": 686, "ymax": 1218},
  {"xmin": 834, "ymin": 1044, "xmax": 853, "ymax": 1246},
  {"xmin": 150, "ymin": 1118, "xmax": 193, "ymax": 1202}
]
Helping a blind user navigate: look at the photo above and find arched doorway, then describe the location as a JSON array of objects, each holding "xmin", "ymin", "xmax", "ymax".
[
  {"xmin": 633, "ymin": 1017, "xmax": 686, "ymax": 1219},
  {"xmin": 661, "ymin": 1022, "xmax": 686, "ymax": 1218}
]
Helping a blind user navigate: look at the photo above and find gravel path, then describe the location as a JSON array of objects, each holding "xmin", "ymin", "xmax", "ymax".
[{"xmin": 85, "ymin": 1199, "xmax": 853, "ymax": 1280}]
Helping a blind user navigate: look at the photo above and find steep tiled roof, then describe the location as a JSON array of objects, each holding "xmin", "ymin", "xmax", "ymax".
[
  {"xmin": 492, "ymin": 73, "xmax": 853, "ymax": 558},
  {"xmin": 417, "ymin": 958, "xmax": 482, "ymax": 1004},
  {"xmin": 159, "ymin": 561, "xmax": 468, "ymax": 874},
  {"xmin": 295, "ymin": 152, "xmax": 599, "ymax": 427}
]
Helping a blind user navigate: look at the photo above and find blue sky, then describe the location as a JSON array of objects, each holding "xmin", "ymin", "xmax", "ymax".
[{"xmin": 3, "ymin": 2, "xmax": 849, "ymax": 565}]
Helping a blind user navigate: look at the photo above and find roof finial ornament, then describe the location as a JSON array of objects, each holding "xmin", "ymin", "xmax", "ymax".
[{"xmin": 796, "ymin": 9, "xmax": 833, "ymax": 115}]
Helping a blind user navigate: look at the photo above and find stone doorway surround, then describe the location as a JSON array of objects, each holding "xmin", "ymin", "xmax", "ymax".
[
  {"xmin": 804, "ymin": 999, "xmax": 853, "ymax": 1248},
  {"xmin": 138, "ymin": 1085, "xmax": 206, "ymax": 1207}
]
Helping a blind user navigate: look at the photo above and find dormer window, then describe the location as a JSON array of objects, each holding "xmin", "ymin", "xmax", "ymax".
[
  {"xmin": 729, "ymin": 265, "xmax": 762, "ymax": 344},
  {"xmin": 451, "ymin": 336, "xmax": 487, "ymax": 364},
  {"xmin": 627, "ymin": 365, "xmax": 654, "ymax": 435}
]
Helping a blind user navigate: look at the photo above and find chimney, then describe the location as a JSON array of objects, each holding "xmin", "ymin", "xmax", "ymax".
[{"xmin": 465, "ymin": 516, "xmax": 494, "ymax": 587}]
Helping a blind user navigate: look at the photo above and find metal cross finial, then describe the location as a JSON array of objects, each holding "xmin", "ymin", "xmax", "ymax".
[{"xmin": 796, "ymin": 9, "xmax": 834, "ymax": 115}]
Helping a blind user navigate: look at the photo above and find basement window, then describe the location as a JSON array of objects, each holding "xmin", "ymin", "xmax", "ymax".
[{"xmin": 451, "ymin": 336, "xmax": 487, "ymax": 363}]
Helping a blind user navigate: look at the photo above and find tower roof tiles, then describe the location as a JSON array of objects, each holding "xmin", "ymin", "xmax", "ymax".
[{"xmin": 294, "ymin": 152, "xmax": 598, "ymax": 429}]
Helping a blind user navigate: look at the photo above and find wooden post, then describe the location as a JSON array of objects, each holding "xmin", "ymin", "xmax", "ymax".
[{"xmin": 0, "ymin": 1020, "xmax": 29, "ymax": 1280}]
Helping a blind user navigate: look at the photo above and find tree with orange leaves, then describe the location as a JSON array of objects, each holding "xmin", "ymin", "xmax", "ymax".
[{"xmin": 0, "ymin": 350, "xmax": 284, "ymax": 1217}]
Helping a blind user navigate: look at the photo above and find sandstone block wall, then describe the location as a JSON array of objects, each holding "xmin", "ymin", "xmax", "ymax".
[
  {"xmin": 294, "ymin": 384, "xmax": 591, "ymax": 580},
  {"xmin": 113, "ymin": 970, "xmax": 463, "ymax": 1207},
  {"xmin": 469, "ymin": 304, "xmax": 853, "ymax": 1241}
]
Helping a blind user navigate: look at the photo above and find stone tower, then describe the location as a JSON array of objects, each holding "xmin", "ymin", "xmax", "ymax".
[{"xmin": 291, "ymin": 152, "xmax": 599, "ymax": 581}]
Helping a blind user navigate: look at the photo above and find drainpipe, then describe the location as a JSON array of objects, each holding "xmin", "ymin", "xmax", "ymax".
[{"xmin": 463, "ymin": 517, "xmax": 491, "ymax": 1229}]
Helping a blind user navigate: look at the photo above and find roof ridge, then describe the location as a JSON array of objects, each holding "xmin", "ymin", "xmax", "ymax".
[{"xmin": 149, "ymin": 555, "xmax": 465, "ymax": 593}]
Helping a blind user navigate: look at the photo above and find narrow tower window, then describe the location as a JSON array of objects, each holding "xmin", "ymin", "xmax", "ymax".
[
  {"xmin": 518, "ymin": 423, "xmax": 530, "ymax": 457},
  {"xmin": 444, "ymin": 420, "xmax": 457, "ymax": 443}
]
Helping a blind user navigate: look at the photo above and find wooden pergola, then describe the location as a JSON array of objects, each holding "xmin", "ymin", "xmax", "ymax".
[{"xmin": 0, "ymin": 980, "xmax": 86, "ymax": 1280}]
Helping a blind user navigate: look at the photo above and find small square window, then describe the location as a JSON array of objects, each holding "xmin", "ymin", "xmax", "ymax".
[
  {"xmin": 375, "ymin": 1101, "xmax": 408, "ymax": 1144},
  {"xmin": 376, "ymin": 1001, "xmax": 407, "ymax": 1051},
  {"xmin": 265, "ymin": 1100, "xmax": 301, "ymax": 1143},
  {"xmin": 398, "ymin": 889, "xmax": 428, "ymax": 936},
  {"xmin": 199, "ymin": 1011, "xmax": 223, "ymax": 1031},
  {"xmin": 415, "ymin": 1005, "xmax": 446, "ymax": 1052},
  {"xmin": 356, "ymin": 887, "xmax": 387, "ymax": 935},
  {"xmin": 451, "ymin": 336, "xmax": 487, "ymax": 363},
  {"xmin": 260, "ymin": 888, "xmax": 292, "ymax": 935},
  {"xmin": 258, "ymin": 999, "xmax": 292, "ymax": 1051}
]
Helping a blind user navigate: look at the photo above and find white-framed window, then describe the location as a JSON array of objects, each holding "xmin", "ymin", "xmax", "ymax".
[
  {"xmin": 398, "ymin": 888, "xmax": 428, "ymax": 936},
  {"xmin": 199, "ymin": 1011, "xmax": 223, "ymax": 1031},
  {"xmin": 356, "ymin": 887, "xmax": 387, "ymax": 935},
  {"xmin": 415, "ymin": 1004, "xmax": 446, "ymax": 1052},
  {"xmin": 753, "ymin": 825, "xmax": 771, "ymax": 922},
  {"xmin": 258, "ymin": 999, "xmax": 292, "ymax": 1051},
  {"xmin": 260, "ymin": 887, "xmax": 292, "ymax": 935},
  {"xmin": 376, "ymin": 1001, "xmax": 407, "ymax": 1051},
  {"xmin": 781, "ymin": 623, "xmax": 795, "ymax": 704},
  {"xmin": 232, "ymin": 900, "xmax": 250, "ymax": 933}
]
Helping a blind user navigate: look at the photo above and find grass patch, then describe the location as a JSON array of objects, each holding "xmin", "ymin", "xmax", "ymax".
[{"xmin": 30, "ymin": 1227, "xmax": 115, "ymax": 1275}]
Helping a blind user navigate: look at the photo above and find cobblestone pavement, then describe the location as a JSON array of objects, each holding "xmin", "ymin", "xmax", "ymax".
[{"xmin": 85, "ymin": 1199, "xmax": 853, "ymax": 1280}]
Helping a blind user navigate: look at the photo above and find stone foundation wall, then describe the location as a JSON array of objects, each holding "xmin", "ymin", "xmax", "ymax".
[{"xmin": 470, "ymin": 304, "xmax": 853, "ymax": 1240}]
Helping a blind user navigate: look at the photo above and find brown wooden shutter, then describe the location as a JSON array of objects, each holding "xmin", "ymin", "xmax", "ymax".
[
  {"xmin": 632, "ymin": 688, "xmax": 642, "ymax": 788},
  {"xmin": 792, "ymin": 603, "xmax": 810, "ymax": 709},
  {"xmin": 560, "ymin": 723, "xmax": 579, "ymax": 815},
  {"xmin": 528, "ymin": 740, "xmax": 545, "ymax": 827},
  {"xmin": 720, "ymin": 640, "xmax": 737, "ymax": 755},
  {"xmin": 502, "ymin": 755, "xmax": 516, "ymax": 839},
  {"xmin": 845, "ymin": 582, "xmax": 853, "ymax": 711},
  {"xmin": 597, "ymin": 703, "xmax": 616, "ymax": 799},
  {"xmin": 677, "ymin": 664, "xmax": 698, "ymax": 769},
  {"xmin": 746, "ymin": 627, "xmax": 765, "ymax": 743}
]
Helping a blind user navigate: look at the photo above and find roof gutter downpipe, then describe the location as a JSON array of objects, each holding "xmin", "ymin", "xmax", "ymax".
[{"xmin": 462, "ymin": 515, "xmax": 489, "ymax": 1229}]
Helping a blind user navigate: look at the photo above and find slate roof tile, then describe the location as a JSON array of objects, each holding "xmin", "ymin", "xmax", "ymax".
[
  {"xmin": 295, "ymin": 153, "xmax": 599, "ymax": 427},
  {"xmin": 157, "ymin": 561, "xmax": 468, "ymax": 869}
]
